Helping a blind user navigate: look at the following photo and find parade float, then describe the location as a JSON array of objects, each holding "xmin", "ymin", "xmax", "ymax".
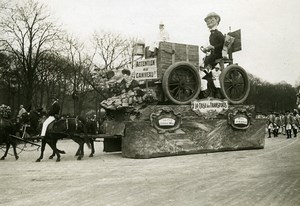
[{"xmin": 100, "ymin": 30, "xmax": 265, "ymax": 158}]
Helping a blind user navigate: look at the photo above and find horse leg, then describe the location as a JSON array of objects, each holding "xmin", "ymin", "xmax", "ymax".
[
  {"xmin": 48, "ymin": 140, "xmax": 61, "ymax": 162},
  {"xmin": 0, "ymin": 142, "xmax": 10, "ymax": 160},
  {"xmin": 75, "ymin": 137, "xmax": 85, "ymax": 160},
  {"xmin": 36, "ymin": 139, "xmax": 46, "ymax": 162},
  {"xmin": 75, "ymin": 146, "xmax": 80, "ymax": 156},
  {"xmin": 77, "ymin": 141, "xmax": 84, "ymax": 160},
  {"xmin": 49, "ymin": 138, "xmax": 57, "ymax": 159},
  {"xmin": 49, "ymin": 150, "xmax": 56, "ymax": 159},
  {"xmin": 12, "ymin": 141, "xmax": 19, "ymax": 160},
  {"xmin": 49, "ymin": 138, "xmax": 65, "ymax": 159},
  {"xmin": 89, "ymin": 138, "xmax": 95, "ymax": 157},
  {"xmin": 55, "ymin": 138, "xmax": 66, "ymax": 154}
]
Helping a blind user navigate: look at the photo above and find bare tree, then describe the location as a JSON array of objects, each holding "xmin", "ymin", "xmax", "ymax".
[
  {"xmin": 0, "ymin": 0, "xmax": 62, "ymax": 107},
  {"xmin": 92, "ymin": 31, "xmax": 132, "ymax": 71},
  {"xmin": 63, "ymin": 35, "xmax": 96, "ymax": 115}
]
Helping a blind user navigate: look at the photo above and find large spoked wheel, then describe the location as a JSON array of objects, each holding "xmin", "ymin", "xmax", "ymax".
[
  {"xmin": 220, "ymin": 64, "xmax": 250, "ymax": 104},
  {"xmin": 162, "ymin": 62, "xmax": 201, "ymax": 105}
]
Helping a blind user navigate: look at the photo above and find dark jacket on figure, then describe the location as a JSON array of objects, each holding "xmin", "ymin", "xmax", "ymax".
[
  {"xmin": 48, "ymin": 101, "xmax": 60, "ymax": 116},
  {"xmin": 204, "ymin": 29, "xmax": 225, "ymax": 67}
]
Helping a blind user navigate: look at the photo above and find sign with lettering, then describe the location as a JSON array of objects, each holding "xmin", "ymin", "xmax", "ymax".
[
  {"xmin": 133, "ymin": 58, "xmax": 157, "ymax": 80},
  {"xmin": 191, "ymin": 98, "xmax": 229, "ymax": 119},
  {"xmin": 150, "ymin": 107, "xmax": 182, "ymax": 134},
  {"xmin": 234, "ymin": 116, "xmax": 248, "ymax": 125},
  {"xmin": 159, "ymin": 118, "xmax": 176, "ymax": 126}
]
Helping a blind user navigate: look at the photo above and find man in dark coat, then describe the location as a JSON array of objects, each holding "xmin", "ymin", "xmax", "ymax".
[
  {"xmin": 40, "ymin": 97, "xmax": 60, "ymax": 137},
  {"xmin": 202, "ymin": 12, "xmax": 225, "ymax": 69}
]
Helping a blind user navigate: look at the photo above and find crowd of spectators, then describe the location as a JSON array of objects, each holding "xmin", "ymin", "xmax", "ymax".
[{"xmin": 266, "ymin": 109, "xmax": 300, "ymax": 139}]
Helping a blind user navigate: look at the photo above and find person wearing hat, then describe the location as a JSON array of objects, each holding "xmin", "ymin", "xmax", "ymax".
[
  {"xmin": 40, "ymin": 97, "xmax": 60, "ymax": 137},
  {"xmin": 201, "ymin": 12, "xmax": 225, "ymax": 69},
  {"xmin": 149, "ymin": 22, "xmax": 170, "ymax": 57}
]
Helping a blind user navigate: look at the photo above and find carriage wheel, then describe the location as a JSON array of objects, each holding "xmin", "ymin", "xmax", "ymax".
[
  {"xmin": 220, "ymin": 64, "xmax": 250, "ymax": 104},
  {"xmin": 162, "ymin": 62, "xmax": 201, "ymax": 105}
]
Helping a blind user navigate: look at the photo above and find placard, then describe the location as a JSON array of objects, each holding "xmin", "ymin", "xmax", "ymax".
[{"xmin": 133, "ymin": 58, "xmax": 157, "ymax": 80}]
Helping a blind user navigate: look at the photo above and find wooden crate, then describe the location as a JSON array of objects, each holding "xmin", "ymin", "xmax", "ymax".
[{"xmin": 156, "ymin": 42, "xmax": 199, "ymax": 79}]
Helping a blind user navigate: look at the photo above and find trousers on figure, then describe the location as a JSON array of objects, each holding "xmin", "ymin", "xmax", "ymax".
[{"xmin": 40, "ymin": 116, "xmax": 55, "ymax": 136}]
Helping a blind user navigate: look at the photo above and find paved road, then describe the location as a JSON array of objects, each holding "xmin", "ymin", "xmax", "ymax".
[{"xmin": 0, "ymin": 134, "xmax": 300, "ymax": 206}]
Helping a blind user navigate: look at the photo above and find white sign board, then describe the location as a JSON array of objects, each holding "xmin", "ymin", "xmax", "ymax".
[
  {"xmin": 234, "ymin": 117, "xmax": 248, "ymax": 125},
  {"xmin": 133, "ymin": 58, "xmax": 157, "ymax": 80},
  {"xmin": 159, "ymin": 118, "xmax": 176, "ymax": 126}
]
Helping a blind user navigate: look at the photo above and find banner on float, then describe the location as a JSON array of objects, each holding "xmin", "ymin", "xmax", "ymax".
[{"xmin": 191, "ymin": 98, "xmax": 229, "ymax": 119}]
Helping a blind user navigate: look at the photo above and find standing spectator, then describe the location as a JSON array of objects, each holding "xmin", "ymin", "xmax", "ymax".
[
  {"xmin": 284, "ymin": 111, "xmax": 292, "ymax": 139},
  {"xmin": 267, "ymin": 111, "xmax": 275, "ymax": 138}
]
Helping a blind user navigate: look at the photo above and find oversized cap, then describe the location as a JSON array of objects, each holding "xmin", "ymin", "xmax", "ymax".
[{"xmin": 204, "ymin": 12, "xmax": 221, "ymax": 23}]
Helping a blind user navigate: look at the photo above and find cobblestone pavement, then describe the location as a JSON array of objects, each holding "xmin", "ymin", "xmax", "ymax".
[{"xmin": 0, "ymin": 134, "xmax": 299, "ymax": 206}]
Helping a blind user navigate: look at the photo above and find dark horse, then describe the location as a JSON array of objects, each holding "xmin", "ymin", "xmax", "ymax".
[
  {"xmin": 75, "ymin": 117, "xmax": 98, "ymax": 158},
  {"xmin": 36, "ymin": 117, "xmax": 91, "ymax": 162},
  {"xmin": 0, "ymin": 118, "xmax": 19, "ymax": 160}
]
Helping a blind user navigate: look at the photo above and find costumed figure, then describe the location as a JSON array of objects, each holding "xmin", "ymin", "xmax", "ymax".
[
  {"xmin": 200, "ymin": 12, "xmax": 225, "ymax": 97},
  {"xmin": 284, "ymin": 111, "xmax": 293, "ymax": 139},
  {"xmin": 149, "ymin": 22, "xmax": 170, "ymax": 57},
  {"xmin": 198, "ymin": 66, "xmax": 208, "ymax": 99},
  {"xmin": 273, "ymin": 113, "xmax": 281, "ymax": 137},
  {"xmin": 292, "ymin": 109, "xmax": 299, "ymax": 138},
  {"xmin": 212, "ymin": 65, "xmax": 222, "ymax": 98},
  {"xmin": 202, "ymin": 12, "xmax": 225, "ymax": 69},
  {"xmin": 267, "ymin": 111, "xmax": 275, "ymax": 138}
]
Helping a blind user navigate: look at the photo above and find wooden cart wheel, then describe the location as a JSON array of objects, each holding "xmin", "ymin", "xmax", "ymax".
[
  {"xmin": 162, "ymin": 62, "xmax": 201, "ymax": 105},
  {"xmin": 220, "ymin": 64, "xmax": 250, "ymax": 104}
]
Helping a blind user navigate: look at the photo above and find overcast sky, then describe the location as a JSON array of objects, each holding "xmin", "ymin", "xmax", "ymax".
[{"xmin": 37, "ymin": 0, "xmax": 300, "ymax": 85}]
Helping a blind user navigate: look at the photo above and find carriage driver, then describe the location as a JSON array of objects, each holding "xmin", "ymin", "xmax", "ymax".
[
  {"xmin": 201, "ymin": 12, "xmax": 225, "ymax": 70},
  {"xmin": 40, "ymin": 97, "xmax": 60, "ymax": 137}
]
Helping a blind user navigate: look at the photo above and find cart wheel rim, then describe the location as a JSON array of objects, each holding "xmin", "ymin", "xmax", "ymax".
[
  {"xmin": 220, "ymin": 65, "xmax": 250, "ymax": 104},
  {"xmin": 162, "ymin": 62, "xmax": 201, "ymax": 105}
]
